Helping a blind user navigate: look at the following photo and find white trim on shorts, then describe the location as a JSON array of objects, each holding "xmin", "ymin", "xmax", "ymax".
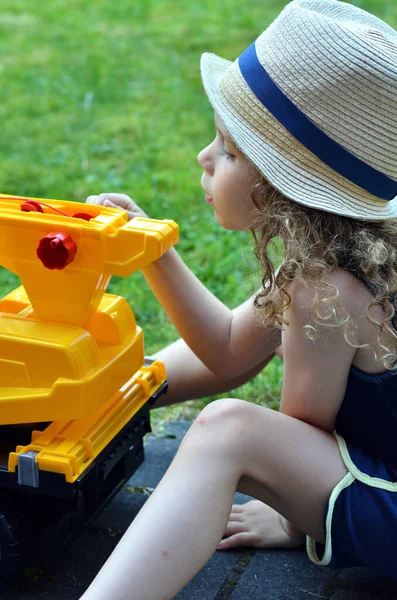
[{"xmin": 306, "ymin": 433, "xmax": 397, "ymax": 567}]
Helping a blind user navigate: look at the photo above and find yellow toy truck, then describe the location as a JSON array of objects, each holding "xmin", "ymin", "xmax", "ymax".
[{"xmin": 0, "ymin": 194, "xmax": 178, "ymax": 586}]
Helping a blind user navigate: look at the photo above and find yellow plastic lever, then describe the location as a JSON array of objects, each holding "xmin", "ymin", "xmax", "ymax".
[
  {"xmin": 0, "ymin": 194, "xmax": 179, "ymax": 327},
  {"xmin": 0, "ymin": 194, "xmax": 179, "ymax": 424}
]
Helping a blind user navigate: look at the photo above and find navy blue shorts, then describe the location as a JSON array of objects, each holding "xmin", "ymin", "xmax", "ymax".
[{"xmin": 306, "ymin": 434, "xmax": 397, "ymax": 581}]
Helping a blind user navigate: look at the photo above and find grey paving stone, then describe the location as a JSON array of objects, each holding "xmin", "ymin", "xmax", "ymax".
[
  {"xmin": 328, "ymin": 588, "xmax": 393, "ymax": 599},
  {"xmin": 229, "ymin": 550, "xmax": 397, "ymax": 600},
  {"xmin": 330, "ymin": 592, "xmax": 374, "ymax": 600},
  {"xmin": 229, "ymin": 548, "xmax": 332, "ymax": 600},
  {"xmin": 91, "ymin": 485, "xmax": 147, "ymax": 532},
  {"xmin": 1, "ymin": 581, "xmax": 85, "ymax": 600},
  {"xmin": 175, "ymin": 551, "xmax": 243, "ymax": 600},
  {"xmin": 329, "ymin": 568, "xmax": 397, "ymax": 599}
]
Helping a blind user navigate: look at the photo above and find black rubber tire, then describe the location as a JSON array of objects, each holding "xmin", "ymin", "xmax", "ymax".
[{"xmin": 0, "ymin": 507, "xmax": 28, "ymax": 588}]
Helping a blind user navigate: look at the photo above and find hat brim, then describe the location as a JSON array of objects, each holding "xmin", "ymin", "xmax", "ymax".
[{"xmin": 201, "ymin": 52, "xmax": 397, "ymax": 221}]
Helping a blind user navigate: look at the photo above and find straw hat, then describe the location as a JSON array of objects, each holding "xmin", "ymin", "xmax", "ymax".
[{"xmin": 200, "ymin": 0, "xmax": 397, "ymax": 220}]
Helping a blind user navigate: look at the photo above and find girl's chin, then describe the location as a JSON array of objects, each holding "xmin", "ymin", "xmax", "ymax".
[{"xmin": 214, "ymin": 212, "xmax": 240, "ymax": 231}]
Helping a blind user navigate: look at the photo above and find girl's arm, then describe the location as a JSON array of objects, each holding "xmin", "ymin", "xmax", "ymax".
[
  {"xmin": 153, "ymin": 338, "xmax": 276, "ymax": 407},
  {"xmin": 280, "ymin": 276, "xmax": 357, "ymax": 432},
  {"xmin": 142, "ymin": 248, "xmax": 281, "ymax": 378},
  {"xmin": 85, "ymin": 193, "xmax": 280, "ymax": 378}
]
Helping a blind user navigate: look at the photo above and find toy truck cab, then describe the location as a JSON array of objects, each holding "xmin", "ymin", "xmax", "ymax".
[{"xmin": 0, "ymin": 194, "xmax": 178, "ymax": 587}]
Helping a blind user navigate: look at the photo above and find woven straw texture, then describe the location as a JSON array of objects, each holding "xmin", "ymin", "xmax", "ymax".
[{"xmin": 201, "ymin": 0, "xmax": 397, "ymax": 220}]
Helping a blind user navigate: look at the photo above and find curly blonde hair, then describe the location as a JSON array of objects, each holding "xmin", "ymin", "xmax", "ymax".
[{"xmin": 250, "ymin": 177, "xmax": 397, "ymax": 370}]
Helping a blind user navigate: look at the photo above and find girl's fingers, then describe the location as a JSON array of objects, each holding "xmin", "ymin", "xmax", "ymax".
[
  {"xmin": 217, "ymin": 532, "xmax": 254, "ymax": 550},
  {"xmin": 103, "ymin": 200, "xmax": 116, "ymax": 208},
  {"xmin": 85, "ymin": 193, "xmax": 148, "ymax": 219},
  {"xmin": 222, "ymin": 522, "xmax": 247, "ymax": 537},
  {"xmin": 99, "ymin": 193, "xmax": 148, "ymax": 218},
  {"xmin": 229, "ymin": 505, "xmax": 244, "ymax": 517},
  {"xmin": 85, "ymin": 195, "xmax": 102, "ymax": 205},
  {"xmin": 99, "ymin": 193, "xmax": 135, "ymax": 209},
  {"xmin": 86, "ymin": 193, "xmax": 135, "ymax": 209}
]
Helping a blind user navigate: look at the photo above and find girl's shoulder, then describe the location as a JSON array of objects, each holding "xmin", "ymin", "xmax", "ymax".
[
  {"xmin": 288, "ymin": 267, "xmax": 371, "ymax": 321},
  {"xmin": 328, "ymin": 267, "xmax": 375, "ymax": 315},
  {"xmin": 287, "ymin": 267, "xmax": 393, "ymax": 374}
]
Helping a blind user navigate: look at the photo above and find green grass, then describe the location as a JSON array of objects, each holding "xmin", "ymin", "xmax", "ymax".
[{"xmin": 0, "ymin": 0, "xmax": 395, "ymax": 426}]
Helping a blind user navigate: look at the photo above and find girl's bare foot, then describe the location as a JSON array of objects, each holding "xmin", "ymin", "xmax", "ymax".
[{"xmin": 217, "ymin": 500, "xmax": 305, "ymax": 550}]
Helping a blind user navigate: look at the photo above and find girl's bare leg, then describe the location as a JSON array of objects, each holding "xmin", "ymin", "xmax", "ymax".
[
  {"xmin": 80, "ymin": 398, "xmax": 345, "ymax": 600},
  {"xmin": 155, "ymin": 339, "xmax": 292, "ymax": 550},
  {"xmin": 219, "ymin": 343, "xmax": 293, "ymax": 550}
]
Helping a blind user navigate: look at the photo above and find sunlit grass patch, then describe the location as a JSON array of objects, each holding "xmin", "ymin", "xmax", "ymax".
[{"xmin": 0, "ymin": 0, "xmax": 394, "ymax": 424}]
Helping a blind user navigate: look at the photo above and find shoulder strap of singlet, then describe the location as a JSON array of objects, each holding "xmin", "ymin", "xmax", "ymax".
[{"xmin": 339, "ymin": 261, "xmax": 397, "ymax": 331}]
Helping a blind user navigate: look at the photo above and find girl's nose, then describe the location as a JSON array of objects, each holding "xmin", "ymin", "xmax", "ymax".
[{"xmin": 197, "ymin": 144, "xmax": 214, "ymax": 174}]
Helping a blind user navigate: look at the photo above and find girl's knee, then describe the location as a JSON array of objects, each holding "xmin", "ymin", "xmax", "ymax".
[
  {"xmin": 185, "ymin": 398, "xmax": 271, "ymax": 458},
  {"xmin": 194, "ymin": 398, "xmax": 251, "ymax": 431}
]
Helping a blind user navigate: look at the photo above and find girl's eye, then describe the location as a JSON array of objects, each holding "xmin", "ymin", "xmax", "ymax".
[{"xmin": 221, "ymin": 149, "xmax": 234, "ymax": 160}]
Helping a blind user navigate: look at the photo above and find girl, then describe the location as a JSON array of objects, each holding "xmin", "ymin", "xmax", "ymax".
[{"xmin": 82, "ymin": 0, "xmax": 397, "ymax": 598}]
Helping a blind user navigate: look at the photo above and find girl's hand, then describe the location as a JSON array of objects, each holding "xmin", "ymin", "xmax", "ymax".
[{"xmin": 85, "ymin": 193, "xmax": 148, "ymax": 221}]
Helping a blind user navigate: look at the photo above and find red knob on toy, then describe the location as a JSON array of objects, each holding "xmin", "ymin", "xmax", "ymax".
[
  {"xmin": 21, "ymin": 200, "xmax": 44, "ymax": 213},
  {"xmin": 72, "ymin": 212, "xmax": 93, "ymax": 221},
  {"xmin": 37, "ymin": 232, "xmax": 77, "ymax": 270}
]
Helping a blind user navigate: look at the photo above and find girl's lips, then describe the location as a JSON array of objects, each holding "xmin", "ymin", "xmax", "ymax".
[{"xmin": 205, "ymin": 193, "xmax": 214, "ymax": 204}]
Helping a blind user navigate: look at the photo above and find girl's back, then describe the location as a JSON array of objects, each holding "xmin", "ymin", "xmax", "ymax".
[{"xmin": 332, "ymin": 268, "xmax": 397, "ymax": 467}]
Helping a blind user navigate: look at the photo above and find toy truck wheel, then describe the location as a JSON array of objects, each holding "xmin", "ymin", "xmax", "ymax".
[{"xmin": 0, "ymin": 503, "xmax": 28, "ymax": 588}]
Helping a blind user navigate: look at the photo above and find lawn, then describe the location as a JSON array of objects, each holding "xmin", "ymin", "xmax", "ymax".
[{"xmin": 0, "ymin": 0, "xmax": 395, "ymax": 427}]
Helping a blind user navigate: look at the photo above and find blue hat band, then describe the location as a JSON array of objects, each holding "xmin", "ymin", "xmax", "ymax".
[{"xmin": 238, "ymin": 43, "xmax": 397, "ymax": 201}]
